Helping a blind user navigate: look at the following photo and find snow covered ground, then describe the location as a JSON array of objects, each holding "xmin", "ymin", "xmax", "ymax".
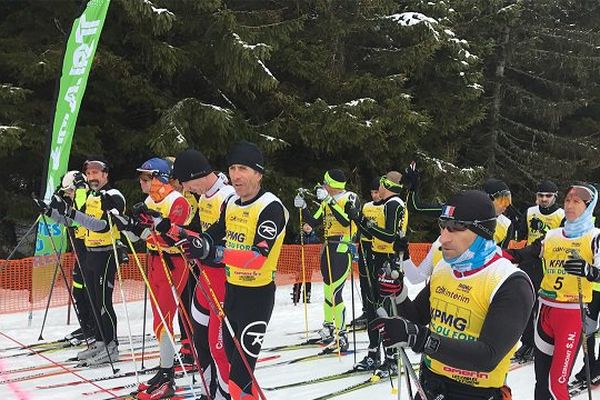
[{"xmin": 0, "ymin": 279, "xmax": 591, "ymax": 399}]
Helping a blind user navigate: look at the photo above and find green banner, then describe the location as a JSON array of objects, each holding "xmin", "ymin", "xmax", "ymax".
[{"xmin": 33, "ymin": 0, "xmax": 111, "ymax": 292}]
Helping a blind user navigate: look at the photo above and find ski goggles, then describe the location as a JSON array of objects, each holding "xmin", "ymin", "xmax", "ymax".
[
  {"xmin": 566, "ymin": 185, "xmax": 595, "ymax": 205},
  {"xmin": 380, "ymin": 175, "xmax": 403, "ymax": 193},
  {"xmin": 83, "ymin": 160, "xmax": 108, "ymax": 172},
  {"xmin": 489, "ymin": 189, "xmax": 511, "ymax": 208},
  {"xmin": 438, "ymin": 217, "xmax": 496, "ymax": 235}
]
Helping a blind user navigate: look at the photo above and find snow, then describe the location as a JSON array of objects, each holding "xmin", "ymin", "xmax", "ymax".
[
  {"xmin": 0, "ymin": 279, "xmax": 585, "ymax": 400},
  {"xmin": 257, "ymin": 60, "xmax": 277, "ymax": 81},
  {"xmin": 232, "ymin": 33, "xmax": 270, "ymax": 51},
  {"xmin": 198, "ymin": 102, "xmax": 232, "ymax": 115},
  {"xmin": 327, "ymin": 98, "xmax": 376, "ymax": 109},
  {"xmin": 259, "ymin": 134, "xmax": 289, "ymax": 145},
  {"xmin": 384, "ymin": 12, "xmax": 438, "ymax": 28},
  {"xmin": 143, "ymin": 0, "xmax": 174, "ymax": 17}
]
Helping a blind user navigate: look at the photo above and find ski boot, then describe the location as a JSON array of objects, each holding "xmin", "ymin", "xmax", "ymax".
[
  {"xmin": 374, "ymin": 355, "xmax": 398, "ymax": 378},
  {"xmin": 512, "ymin": 344, "xmax": 534, "ymax": 363},
  {"xmin": 77, "ymin": 341, "xmax": 119, "ymax": 367},
  {"xmin": 136, "ymin": 367, "xmax": 175, "ymax": 400},
  {"xmin": 323, "ymin": 330, "xmax": 349, "ymax": 353},
  {"xmin": 354, "ymin": 350, "xmax": 380, "ymax": 371},
  {"xmin": 318, "ymin": 322, "xmax": 335, "ymax": 344}
]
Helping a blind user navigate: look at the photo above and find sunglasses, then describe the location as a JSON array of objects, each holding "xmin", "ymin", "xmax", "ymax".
[
  {"xmin": 536, "ymin": 192, "xmax": 555, "ymax": 198},
  {"xmin": 438, "ymin": 217, "xmax": 496, "ymax": 233}
]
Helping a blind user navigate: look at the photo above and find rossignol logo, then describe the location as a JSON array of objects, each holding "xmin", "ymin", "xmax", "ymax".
[
  {"xmin": 241, "ymin": 321, "xmax": 267, "ymax": 358},
  {"xmin": 258, "ymin": 220, "xmax": 277, "ymax": 240}
]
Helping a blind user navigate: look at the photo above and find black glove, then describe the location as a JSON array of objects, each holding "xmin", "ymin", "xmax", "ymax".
[
  {"xmin": 344, "ymin": 201, "xmax": 362, "ymax": 222},
  {"xmin": 155, "ymin": 218, "xmax": 171, "ymax": 234},
  {"xmin": 100, "ymin": 191, "xmax": 115, "ymax": 212},
  {"xmin": 377, "ymin": 267, "xmax": 404, "ymax": 297},
  {"xmin": 393, "ymin": 235, "xmax": 410, "ymax": 260},
  {"xmin": 401, "ymin": 161, "xmax": 419, "ymax": 191},
  {"xmin": 564, "ymin": 258, "xmax": 600, "ymax": 282},
  {"xmin": 370, "ymin": 317, "xmax": 431, "ymax": 353},
  {"xmin": 33, "ymin": 198, "xmax": 52, "ymax": 216},
  {"xmin": 529, "ymin": 217, "xmax": 544, "ymax": 232},
  {"xmin": 111, "ymin": 213, "xmax": 137, "ymax": 232},
  {"xmin": 177, "ymin": 234, "xmax": 210, "ymax": 260},
  {"xmin": 49, "ymin": 194, "xmax": 69, "ymax": 216},
  {"xmin": 72, "ymin": 172, "xmax": 87, "ymax": 189},
  {"xmin": 131, "ymin": 202, "xmax": 161, "ymax": 227}
]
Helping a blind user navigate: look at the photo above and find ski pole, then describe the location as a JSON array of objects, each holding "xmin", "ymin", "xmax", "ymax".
[
  {"xmin": 122, "ymin": 234, "xmax": 206, "ymax": 399},
  {"xmin": 107, "ymin": 214, "xmax": 139, "ymax": 383},
  {"xmin": 298, "ymin": 208, "xmax": 310, "ymax": 339},
  {"xmin": 146, "ymin": 229, "xmax": 213, "ymax": 400},
  {"xmin": 577, "ymin": 275, "xmax": 593, "ymax": 400},
  {"xmin": 38, "ymin": 213, "xmax": 89, "ymax": 348},
  {"xmin": 177, "ymin": 249, "xmax": 268, "ymax": 400},
  {"xmin": 349, "ymin": 224, "xmax": 357, "ymax": 365},
  {"xmin": 140, "ymin": 249, "xmax": 149, "ymax": 370}
]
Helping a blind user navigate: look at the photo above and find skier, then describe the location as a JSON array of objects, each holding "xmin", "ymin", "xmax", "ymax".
[
  {"xmin": 295, "ymin": 169, "xmax": 359, "ymax": 352},
  {"xmin": 34, "ymin": 170, "xmax": 95, "ymax": 344},
  {"xmin": 483, "ymin": 178, "xmax": 514, "ymax": 248},
  {"xmin": 291, "ymin": 223, "xmax": 319, "ymax": 304},
  {"xmin": 112, "ymin": 157, "xmax": 191, "ymax": 400},
  {"xmin": 345, "ymin": 171, "xmax": 408, "ymax": 375},
  {"xmin": 350, "ymin": 176, "xmax": 381, "ymax": 329},
  {"xmin": 373, "ymin": 190, "xmax": 535, "ymax": 399},
  {"xmin": 509, "ymin": 183, "xmax": 600, "ymax": 399},
  {"xmin": 43, "ymin": 157, "xmax": 125, "ymax": 366},
  {"xmin": 171, "ymin": 141, "xmax": 289, "ymax": 400},
  {"xmin": 513, "ymin": 180, "xmax": 565, "ymax": 363},
  {"xmin": 171, "ymin": 149, "xmax": 236, "ymax": 400}
]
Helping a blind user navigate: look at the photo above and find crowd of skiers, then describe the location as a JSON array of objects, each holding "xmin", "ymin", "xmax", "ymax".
[{"xmin": 34, "ymin": 144, "xmax": 600, "ymax": 400}]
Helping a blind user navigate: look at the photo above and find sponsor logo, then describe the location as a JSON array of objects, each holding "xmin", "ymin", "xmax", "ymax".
[
  {"xmin": 457, "ymin": 283, "xmax": 472, "ymax": 293},
  {"xmin": 241, "ymin": 321, "xmax": 267, "ymax": 358},
  {"xmin": 226, "ymin": 230, "xmax": 246, "ymax": 242},
  {"xmin": 258, "ymin": 220, "xmax": 277, "ymax": 240},
  {"xmin": 442, "ymin": 366, "xmax": 488, "ymax": 379},
  {"xmin": 431, "ymin": 308, "xmax": 468, "ymax": 331}
]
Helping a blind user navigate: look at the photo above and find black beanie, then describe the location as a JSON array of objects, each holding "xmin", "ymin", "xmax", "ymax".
[
  {"xmin": 483, "ymin": 178, "xmax": 509, "ymax": 196},
  {"xmin": 172, "ymin": 149, "xmax": 213, "ymax": 182},
  {"xmin": 227, "ymin": 141, "xmax": 265, "ymax": 173},
  {"xmin": 538, "ymin": 180, "xmax": 558, "ymax": 193},
  {"xmin": 441, "ymin": 190, "xmax": 497, "ymax": 240}
]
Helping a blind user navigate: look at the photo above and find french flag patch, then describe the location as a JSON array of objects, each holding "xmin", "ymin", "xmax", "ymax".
[{"xmin": 441, "ymin": 205, "xmax": 455, "ymax": 218}]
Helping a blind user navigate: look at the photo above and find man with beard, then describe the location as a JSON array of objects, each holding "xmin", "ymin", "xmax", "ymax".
[{"xmin": 44, "ymin": 157, "xmax": 125, "ymax": 366}]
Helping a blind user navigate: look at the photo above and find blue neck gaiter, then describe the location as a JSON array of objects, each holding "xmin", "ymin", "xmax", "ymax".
[{"xmin": 443, "ymin": 236, "xmax": 498, "ymax": 274}]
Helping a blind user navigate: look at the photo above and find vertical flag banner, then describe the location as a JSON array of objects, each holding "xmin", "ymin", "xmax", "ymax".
[{"xmin": 32, "ymin": 0, "xmax": 111, "ymax": 305}]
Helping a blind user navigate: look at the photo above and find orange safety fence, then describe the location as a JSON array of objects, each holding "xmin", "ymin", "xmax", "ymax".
[{"xmin": 0, "ymin": 243, "xmax": 432, "ymax": 314}]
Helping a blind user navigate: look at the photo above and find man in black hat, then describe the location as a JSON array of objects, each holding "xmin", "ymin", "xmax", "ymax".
[
  {"xmin": 170, "ymin": 149, "xmax": 236, "ymax": 400},
  {"xmin": 513, "ymin": 179, "xmax": 565, "ymax": 363},
  {"xmin": 372, "ymin": 190, "xmax": 535, "ymax": 400},
  {"xmin": 171, "ymin": 141, "xmax": 289, "ymax": 400},
  {"xmin": 345, "ymin": 171, "xmax": 409, "ymax": 375}
]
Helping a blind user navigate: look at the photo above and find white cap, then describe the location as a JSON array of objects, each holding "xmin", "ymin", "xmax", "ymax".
[{"xmin": 61, "ymin": 171, "xmax": 86, "ymax": 190}]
